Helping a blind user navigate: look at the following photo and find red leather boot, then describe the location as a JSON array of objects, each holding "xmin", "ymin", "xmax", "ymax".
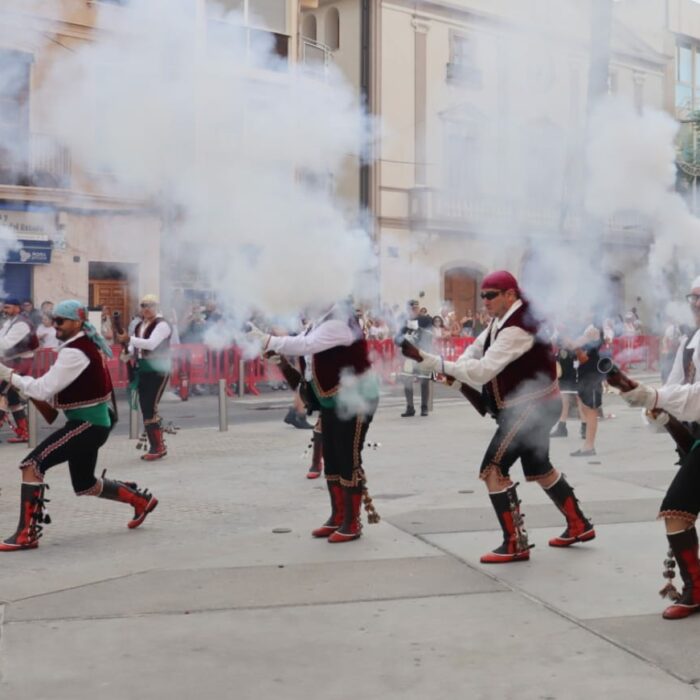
[
  {"xmin": 545, "ymin": 476, "xmax": 596, "ymax": 547},
  {"xmin": 141, "ymin": 423, "xmax": 167, "ymax": 461},
  {"xmin": 306, "ymin": 431, "xmax": 323, "ymax": 479},
  {"xmin": 99, "ymin": 477, "xmax": 159, "ymax": 529},
  {"xmin": 0, "ymin": 482, "xmax": 50, "ymax": 551},
  {"xmin": 7, "ymin": 415, "xmax": 29, "ymax": 444},
  {"xmin": 328, "ymin": 487, "xmax": 363, "ymax": 543},
  {"xmin": 480, "ymin": 485, "xmax": 531, "ymax": 563},
  {"xmin": 312, "ymin": 481, "xmax": 344, "ymax": 537},
  {"xmin": 662, "ymin": 528, "xmax": 700, "ymax": 620}
]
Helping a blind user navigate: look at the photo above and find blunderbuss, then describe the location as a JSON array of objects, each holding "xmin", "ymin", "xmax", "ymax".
[{"xmin": 597, "ymin": 357, "xmax": 693, "ymax": 456}]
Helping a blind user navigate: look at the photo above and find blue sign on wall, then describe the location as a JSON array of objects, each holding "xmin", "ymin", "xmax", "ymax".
[{"xmin": 5, "ymin": 240, "xmax": 52, "ymax": 265}]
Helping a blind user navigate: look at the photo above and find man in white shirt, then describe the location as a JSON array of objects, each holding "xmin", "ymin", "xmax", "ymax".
[
  {"xmin": 248, "ymin": 301, "xmax": 380, "ymax": 542},
  {"xmin": 116, "ymin": 294, "xmax": 172, "ymax": 460},
  {"xmin": 620, "ymin": 290, "xmax": 700, "ymax": 620},
  {"xmin": 402, "ymin": 270, "xmax": 595, "ymax": 564},
  {"xmin": 0, "ymin": 299, "xmax": 158, "ymax": 551},
  {"xmin": 0, "ymin": 297, "xmax": 37, "ymax": 442}
]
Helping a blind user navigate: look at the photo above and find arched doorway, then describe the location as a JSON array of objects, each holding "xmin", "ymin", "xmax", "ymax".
[{"xmin": 443, "ymin": 267, "xmax": 480, "ymax": 320}]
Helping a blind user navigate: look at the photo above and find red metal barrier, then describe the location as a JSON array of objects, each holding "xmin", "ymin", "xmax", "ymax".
[
  {"xmin": 28, "ymin": 335, "xmax": 660, "ymax": 397},
  {"xmin": 31, "ymin": 348, "xmax": 57, "ymax": 377},
  {"xmin": 611, "ymin": 335, "xmax": 659, "ymax": 372}
]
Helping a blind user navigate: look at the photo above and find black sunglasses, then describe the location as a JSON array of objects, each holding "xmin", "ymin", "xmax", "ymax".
[
  {"xmin": 52, "ymin": 317, "xmax": 68, "ymax": 326},
  {"xmin": 686, "ymin": 294, "xmax": 700, "ymax": 304},
  {"xmin": 480, "ymin": 290, "xmax": 503, "ymax": 300},
  {"xmin": 140, "ymin": 303, "xmax": 155, "ymax": 309}
]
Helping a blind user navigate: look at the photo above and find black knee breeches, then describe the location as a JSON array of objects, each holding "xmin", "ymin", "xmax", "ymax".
[
  {"xmin": 660, "ymin": 447, "xmax": 700, "ymax": 524},
  {"xmin": 138, "ymin": 371, "xmax": 170, "ymax": 423},
  {"xmin": 19, "ymin": 421, "xmax": 111, "ymax": 494},
  {"xmin": 479, "ymin": 397, "xmax": 561, "ymax": 483},
  {"xmin": 320, "ymin": 404, "xmax": 376, "ymax": 488}
]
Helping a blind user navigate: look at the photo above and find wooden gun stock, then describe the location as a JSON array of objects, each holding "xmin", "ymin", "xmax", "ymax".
[
  {"xmin": 31, "ymin": 399, "xmax": 58, "ymax": 425},
  {"xmin": 598, "ymin": 358, "xmax": 694, "ymax": 456},
  {"xmin": 444, "ymin": 374, "xmax": 488, "ymax": 417},
  {"xmin": 265, "ymin": 352, "xmax": 302, "ymax": 391},
  {"xmin": 112, "ymin": 311, "xmax": 135, "ymax": 382}
]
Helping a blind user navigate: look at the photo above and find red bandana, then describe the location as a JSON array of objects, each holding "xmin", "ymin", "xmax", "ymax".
[{"xmin": 481, "ymin": 270, "xmax": 519, "ymax": 294}]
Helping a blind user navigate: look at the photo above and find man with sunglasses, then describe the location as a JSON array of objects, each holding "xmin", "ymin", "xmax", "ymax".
[
  {"xmin": 401, "ymin": 270, "xmax": 594, "ymax": 563},
  {"xmin": 0, "ymin": 300, "xmax": 158, "ymax": 551},
  {"xmin": 116, "ymin": 294, "xmax": 172, "ymax": 460},
  {"xmin": 0, "ymin": 297, "xmax": 38, "ymax": 443}
]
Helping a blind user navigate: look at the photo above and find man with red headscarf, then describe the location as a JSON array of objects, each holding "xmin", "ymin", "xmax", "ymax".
[{"xmin": 402, "ymin": 270, "xmax": 595, "ymax": 563}]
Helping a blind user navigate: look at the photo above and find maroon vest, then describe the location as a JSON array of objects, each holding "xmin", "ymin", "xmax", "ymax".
[
  {"xmin": 55, "ymin": 335, "xmax": 113, "ymax": 409},
  {"xmin": 312, "ymin": 338, "xmax": 372, "ymax": 398},
  {"xmin": 135, "ymin": 317, "xmax": 171, "ymax": 358},
  {"xmin": 483, "ymin": 303, "xmax": 559, "ymax": 411}
]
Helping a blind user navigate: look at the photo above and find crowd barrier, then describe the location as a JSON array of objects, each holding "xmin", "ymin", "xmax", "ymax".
[{"xmin": 25, "ymin": 335, "xmax": 661, "ymax": 398}]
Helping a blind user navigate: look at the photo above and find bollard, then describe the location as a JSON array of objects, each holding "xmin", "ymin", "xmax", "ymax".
[
  {"xmin": 129, "ymin": 401, "xmax": 139, "ymax": 440},
  {"xmin": 218, "ymin": 378, "xmax": 229, "ymax": 431},
  {"xmin": 27, "ymin": 401, "xmax": 38, "ymax": 449},
  {"xmin": 238, "ymin": 358, "xmax": 245, "ymax": 397}
]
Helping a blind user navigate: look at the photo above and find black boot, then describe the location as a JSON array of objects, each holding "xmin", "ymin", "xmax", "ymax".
[
  {"xmin": 662, "ymin": 528, "xmax": 700, "ymax": 620},
  {"xmin": 306, "ymin": 430, "xmax": 323, "ymax": 479},
  {"xmin": 545, "ymin": 476, "xmax": 595, "ymax": 547},
  {"xmin": 142, "ymin": 423, "xmax": 167, "ymax": 460},
  {"xmin": 480, "ymin": 485, "xmax": 531, "ymax": 563},
  {"xmin": 0, "ymin": 482, "xmax": 50, "ymax": 551},
  {"xmin": 99, "ymin": 477, "xmax": 158, "ymax": 529}
]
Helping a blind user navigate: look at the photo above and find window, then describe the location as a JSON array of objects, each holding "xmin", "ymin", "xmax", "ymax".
[
  {"xmin": 325, "ymin": 8, "xmax": 340, "ymax": 51},
  {"xmin": 675, "ymin": 42, "xmax": 700, "ymax": 118},
  {"xmin": 217, "ymin": 0, "xmax": 287, "ymax": 34},
  {"xmin": 446, "ymin": 32, "xmax": 481, "ymax": 88},
  {"xmin": 0, "ymin": 50, "xmax": 31, "ymax": 184},
  {"xmin": 301, "ymin": 14, "xmax": 317, "ymax": 41}
]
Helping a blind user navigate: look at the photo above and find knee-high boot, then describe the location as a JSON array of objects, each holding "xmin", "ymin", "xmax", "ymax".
[
  {"xmin": 306, "ymin": 430, "xmax": 323, "ymax": 479},
  {"xmin": 544, "ymin": 475, "xmax": 595, "ymax": 547},
  {"xmin": 662, "ymin": 527, "xmax": 700, "ymax": 620},
  {"xmin": 0, "ymin": 482, "xmax": 50, "ymax": 551},
  {"xmin": 141, "ymin": 422, "xmax": 167, "ymax": 461},
  {"xmin": 98, "ymin": 477, "xmax": 159, "ymax": 529},
  {"xmin": 480, "ymin": 484, "xmax": 531, "ymax": 563},
  {"xmin": 328, "ymin": 486, "xmax": 363, "ymax": 543},
  {"xmin": 312, "ymin": 481, "xmax": 344, "ymax": 538}
]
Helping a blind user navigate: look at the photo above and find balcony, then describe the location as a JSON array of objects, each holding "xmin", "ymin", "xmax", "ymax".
[
  {"xmin": 300, "ymin": 37, "xmax": 331, "ymax": 75},
  {"xmin": 0, "ymin": 134, "xmax": 71, "ymax": 189},
  {"xmin": 407, "ymin": 187, "xmax": 652, "ymax": 245}
]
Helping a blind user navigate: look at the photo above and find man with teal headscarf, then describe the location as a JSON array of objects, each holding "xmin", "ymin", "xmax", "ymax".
[{"xmin": 0, "ymin": 300, "xmax": 159, "ymax": 551}]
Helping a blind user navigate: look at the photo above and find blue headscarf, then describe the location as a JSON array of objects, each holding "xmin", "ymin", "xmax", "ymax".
[{"xmin": 53, "ymin": 300, "xmax": 113, "ymax": 358}]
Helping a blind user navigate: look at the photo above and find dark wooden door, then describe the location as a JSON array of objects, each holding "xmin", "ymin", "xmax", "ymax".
[
  {"xmin": 89, "ymin": 280, "xmax": 131, "ymax": 322},
  {"xmin": 444, "ymin": 268, "xmax": 477, "ymax": 320}
]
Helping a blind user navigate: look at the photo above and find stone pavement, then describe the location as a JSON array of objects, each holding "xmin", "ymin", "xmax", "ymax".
[{"xmin": 0, "ymin": 379, "xmax": 699, "ymax": 700}]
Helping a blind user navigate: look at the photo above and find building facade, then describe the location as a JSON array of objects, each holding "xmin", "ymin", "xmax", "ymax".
[
  {"xmin": 303, "ymin": 0, "xmax": 700, "ymax": 323},
  {"xmin": 0, "ymin": 0, "xmax": 303, "ymax": 319}
]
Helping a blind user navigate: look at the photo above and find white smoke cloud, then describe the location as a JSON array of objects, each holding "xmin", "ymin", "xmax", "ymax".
[{"xmin": 29, "ymin": 0, "xmax": 376, "ymax": 336}]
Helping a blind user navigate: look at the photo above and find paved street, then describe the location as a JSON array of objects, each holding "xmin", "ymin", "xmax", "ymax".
[{"xmin": 1, "ymin": 376, "xmax": 699, "ymax": 699}]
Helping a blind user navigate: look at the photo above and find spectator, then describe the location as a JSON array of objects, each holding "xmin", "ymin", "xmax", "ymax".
[
  {"xmin": 432, "ymin": 315, "xmax": 446, "ymax": 340},
  {"xmin": 21, "ymin": 299, "xmax": 41, "ymax": 326},
  {"xmin": 460, "ymin": 311, "xmax": 474, "ymax": 337},
  {"xmin": 36, "ymin": 313, "xmax": 59, "ymax": 349},
  {"xmin": 40, "ymin": 300, "xmax": 54, "ymax": 317},
  {"xmin": 446, "ymin": 311, "xmax": 461, "ymax": 337},
  {"xmin": 100, "ymin": 306, "xmax": 114, "ymax": 342},
  {"xmin": 660, "ymin": 319, "xmax": 681, "ymax": 384}
]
